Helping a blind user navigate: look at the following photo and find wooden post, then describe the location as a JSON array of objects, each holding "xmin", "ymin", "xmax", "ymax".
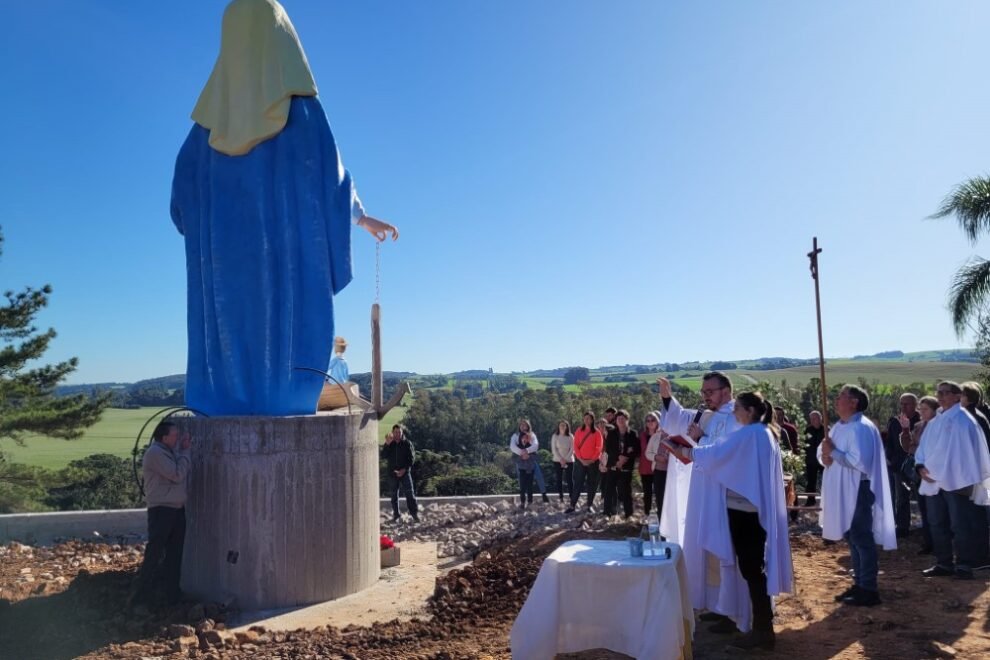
[
  {"xmin": 371, "ymin": 303, "xmax": 383, "ymax": 413},
  {"xmin": 808, "ymin": 237, "xmax": 829, "ymax": 435}
]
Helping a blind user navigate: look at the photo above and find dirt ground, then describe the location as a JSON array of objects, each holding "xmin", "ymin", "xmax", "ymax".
[{"xmin": 1, "ymin": 520, "xmax": 989, "ymax": 659}]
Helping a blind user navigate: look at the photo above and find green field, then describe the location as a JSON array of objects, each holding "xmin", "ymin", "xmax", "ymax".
[
  {"xmin": 3, "ymin": 407, "xmax": 166, "ymax": 470},
  {"xmin": 525, "ymin": 360, "xmax": 980, "ymax": 394},
  {"xmin": 5, "ymin": 404, "xmax": 410, "ymax": 469}
]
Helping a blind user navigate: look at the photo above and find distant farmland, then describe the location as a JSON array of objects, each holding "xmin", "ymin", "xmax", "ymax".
[{"xmin": 526, "ymin": 360, "xmax": 979, "ymax": 392}]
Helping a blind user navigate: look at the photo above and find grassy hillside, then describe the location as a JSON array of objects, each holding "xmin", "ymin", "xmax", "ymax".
[
  {"xmin": 3, "ymin": 407, "xmax": 166, "ymax": 470},
  {"xmin": 525, "ymin": 360, "xmax": 980, "ymax": 393}
]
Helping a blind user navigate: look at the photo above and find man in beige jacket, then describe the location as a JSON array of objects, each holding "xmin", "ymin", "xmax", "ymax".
[{"xmin": 134, "ymin": 421, "xmax": 191, "ymax": 605}]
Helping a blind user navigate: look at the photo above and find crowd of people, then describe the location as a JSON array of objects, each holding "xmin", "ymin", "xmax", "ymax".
[
  {"xmin": 505, "ymin": 371, "xmax": 990, "ymax": 651},
  {"xmin": 129, "ymin": 371, "xmax": 990, "ymax": 655}
]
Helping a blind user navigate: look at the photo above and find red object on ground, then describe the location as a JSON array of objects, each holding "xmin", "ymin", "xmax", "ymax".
[{"xmin": 380, "ymin": 535, "xmax": 395, "ymax": 550}]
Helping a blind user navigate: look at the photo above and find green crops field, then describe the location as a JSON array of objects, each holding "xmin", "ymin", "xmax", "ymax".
[
  {"xmin": 3, "ymin": 407, "xmax": 166, "ymax": 470},
  {"xmin": 5, "ymin": 405, "xmax": 410, "ymax": 469}
]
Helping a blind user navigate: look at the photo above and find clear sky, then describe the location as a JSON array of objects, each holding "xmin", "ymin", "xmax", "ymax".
[{"xmin": 1, "ymin": 1, "xmax": 987, "ymax": 384}]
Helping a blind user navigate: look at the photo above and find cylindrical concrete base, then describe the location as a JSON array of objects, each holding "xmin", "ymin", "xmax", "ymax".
[{"xmin": 175, "ymin": 412, "xmax": 379, "ymax": 610}]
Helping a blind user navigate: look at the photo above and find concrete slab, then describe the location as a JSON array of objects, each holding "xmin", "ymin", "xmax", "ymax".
[{"xmin": 228, "ymin": 541, "xmax": 438, "ymax": 631}]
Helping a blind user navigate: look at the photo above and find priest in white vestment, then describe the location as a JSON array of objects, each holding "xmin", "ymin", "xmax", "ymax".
[
  {"xmin": 664, "ymin": 391, "xmax": 793, "ymax": 652},
  {"xmin": 657, "ymin": 373, "xmax": 749, "ymax": 634},
  {"xmin": 818, "ymin": 384, "xmax": 895, "ymax": 607},
  {"xmin": 914, "ymin": 381, "xmax": 990, "ymax": 579}
]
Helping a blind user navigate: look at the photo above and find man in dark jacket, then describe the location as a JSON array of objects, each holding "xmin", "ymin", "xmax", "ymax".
[
  {"xmin": 606, "ymin": 410, "xmax": 641, "ymax": 519},
  {"xmin": 383, "ymin": 424, "xmax": 419, "ymax": 522},
  {"xmin": 886, "ymin": 393, "xmax": 920, "ymax": 538}
]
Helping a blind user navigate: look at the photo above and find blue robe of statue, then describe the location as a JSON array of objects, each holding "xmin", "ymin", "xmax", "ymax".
[{"xmin": 171, "ymin": 96, "xmax": 355, "ymax": 416}]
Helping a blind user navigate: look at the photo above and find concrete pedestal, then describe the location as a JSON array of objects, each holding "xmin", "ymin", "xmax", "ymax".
[{"xmin": 175, "ymin": 412, "xmax": 380, "ymax": 610}]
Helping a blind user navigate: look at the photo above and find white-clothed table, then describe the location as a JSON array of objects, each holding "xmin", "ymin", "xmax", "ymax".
[{"xmin": 510, "ymin": 540, "xmax": 694, "ymax": 660}]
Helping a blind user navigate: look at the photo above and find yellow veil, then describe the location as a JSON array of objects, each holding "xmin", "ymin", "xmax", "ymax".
[{"xmin": 192, "ymin": 0, "xmax": 318, "ymax": 156}]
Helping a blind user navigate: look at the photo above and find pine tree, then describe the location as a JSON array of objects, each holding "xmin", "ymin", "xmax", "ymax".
[{"xmin": 0, "ymin": 227, "xmax": 109, "ymax": 451}]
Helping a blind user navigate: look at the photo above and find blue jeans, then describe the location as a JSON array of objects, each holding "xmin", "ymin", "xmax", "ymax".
[
  {"xmin": 844, "ymin": 480, "xmax": 878, "ymax": 592},
  {"xmin": 390, "ymin": 470, "xmax": 418, "ymax": 518},
  {"xmin": 927, "ymin": 489, "xmax": 980, "ymax": 571},
  {"xmin": 515, "ymin": 463, "xmax": 547, "ymax": 493},
  {"xmin": 533, "ymin": 462, "xmax": 547, "ymax": 493}
]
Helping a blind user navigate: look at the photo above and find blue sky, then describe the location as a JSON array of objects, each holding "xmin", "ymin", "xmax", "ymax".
[{"xmin": 1, "ymin": 1, "xmax": 987, "ymax": 384}]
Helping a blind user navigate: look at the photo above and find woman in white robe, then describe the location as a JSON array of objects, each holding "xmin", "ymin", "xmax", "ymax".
[{"xmin": 664, "ymin": 391, "xmax": 793, "ymax": 651}]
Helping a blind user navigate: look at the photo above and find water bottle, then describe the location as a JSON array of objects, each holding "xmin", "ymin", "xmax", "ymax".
[{"xmin": 647, "ymin": 512, "xmax": 660, "ymax": 556}]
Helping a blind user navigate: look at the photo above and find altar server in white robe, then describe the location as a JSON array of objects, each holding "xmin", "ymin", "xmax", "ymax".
[
  {"xmin": 664, "ymin": 391, "xmax": 793, "ymax": 652},
  {"xmin": 914, "ymin": 381, "xmax": 990, "ymax": 580},
  {"xmin": 657, "ymin": 373, "xmax": 749, "ymax": 634},
  {"xmin": 818, "ymin": 384, "xmax": 896, "ymax": 607}
]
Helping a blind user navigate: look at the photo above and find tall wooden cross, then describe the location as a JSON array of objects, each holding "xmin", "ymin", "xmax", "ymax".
[{"xmin": 808, "ymin": 237, "xmax": 829, "ymax": 434}]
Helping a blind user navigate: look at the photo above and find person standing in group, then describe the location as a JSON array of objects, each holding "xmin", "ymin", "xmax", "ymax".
[
  {"xmin": 133, "ymin": 422, "xmax": 192, "ymax": 607},
  {"xmin": 803, "ymin": 411, "xmax": 826, "ymax": 507},
  {"xmin": 914, "ymin": 381, "xmax": 990, "ymax": 580},
  {"xmin": 600, "ymin": 417, "xmax": 621, "ymax": 516},
  {"xmin": 900, "ymin": 395, "xmax": 938, "ymax": 554},
  {"xmin": 664, "ymin": 391, "xmax": 793, "ymax": 651},
  {"xmin": 608, "ymin": 410, "xmax": 640, "ymax": 519},
  {"xmin": 643, "ymin": 411, "xmax": 670, "ymax": 524},
  {"xmin": 567, "ymin": 412, "xmax": 604, "ymax": 513},
  {"xmin": 885, "ymin": 393, "xmax": 919, "ymax": 539},
  {"xmin": 774, "ymin": 407, "xmax": 799, "ymax": 453},
  {"xmin": 961, "ymin": 382, "xmax": 990, "ymax": 566},
  {"xmin": 658, "ymin": 372, "xmax": 748, "ymax": 634},
  {"xmin": 819, "ymin": 385, "xmax": 896, "ymax": 606},
  {"xmin": 639, "ymin": 412, "xmax": 661, "ymax": 516},
  {"xmin": 510, "ymin": 419, "xmax": 540, "ymax": 509},
  {"xmin": 383, "ymin": 424, "xmax": 419, "ymax": 522},
  {"xmin": 597, "ymin": 417, "xmax": 615, "ymax": 511},
  {"xmin": 551, "ymin": 421, "xmax": 575, "ymax": 503}
]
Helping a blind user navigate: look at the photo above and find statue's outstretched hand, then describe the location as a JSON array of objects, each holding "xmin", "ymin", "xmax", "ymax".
[{"xmin": 358, "ymin": 215, "xmax": 399, "ymax": 242}]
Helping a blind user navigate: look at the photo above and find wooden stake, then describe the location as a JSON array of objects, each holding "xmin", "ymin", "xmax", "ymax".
[
  {"xmin": 808, "ymin": 237, "xmax": 829, "ymax": 435},
  {"xmin": 371, "ymin": 303, "xmax": 383, "ymax": 413}
]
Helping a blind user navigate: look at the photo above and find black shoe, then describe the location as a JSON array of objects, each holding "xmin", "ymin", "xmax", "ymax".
[
  {"xmin": 954, "ymin": 568, "xmax": 974, "ymax": 580},
  {"xmin": 699, "ymin": 612, "xmax": 728, "ymax": 622},
  {"xmin": 917, "ymin": 545, "xmax": 934, "ymax": 556},
  {"xmin": 708, "ymin": 618, "xmax": 740, "ymax": 635},
  {"xmin": 542, "ymin": 493, "xmax": 550, "ymax": 503},
  {"xmin": 411, "ymin": 514, "xmax": 420, "ymax": 523},
  {"xmin": 727, "ymin": 630, "xmax": 776, "ymax": 651},
  {"xmin": 833, "ymin": 585, "xmax": 859, "ymax": 603},
  {"xmin": 823, "ymin": 539, "xmax": 836, "ymax": 546},
  {"xmin": 564, "ymin": 507, "xmax": 575, "ymax": 514},
  {"xmin": 519, "ymin": 502, "xmax": 526, "ymax": 510},
  {"xmin": 843, "ymin": 588, "xmax": 881, "ymax": 607},
  {"xmin": 392, "ymin": 514, "xmax": 400, "ymax": 523},
  {"xmin": 896, "ymin": 529, "xmax": 909, "ymax": 539},
  {"xmin": 922, "ymin": 565, "xmax": 954, "ymax": 577}
]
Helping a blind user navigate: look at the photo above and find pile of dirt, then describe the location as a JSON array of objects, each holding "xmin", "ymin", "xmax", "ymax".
[{"xmin": 3, "ymin": 522, "xmax": 990, "ymax": 659}]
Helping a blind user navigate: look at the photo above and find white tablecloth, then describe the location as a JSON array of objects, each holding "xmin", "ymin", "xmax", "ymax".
[{"xmin": 510, "ymin": 539, "xmax": 694, "ymax": 660}]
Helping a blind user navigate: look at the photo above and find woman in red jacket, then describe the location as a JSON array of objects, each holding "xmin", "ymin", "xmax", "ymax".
[{"xmin": 567, "ymin": 411, "xmax": 604, "ymax": 513}]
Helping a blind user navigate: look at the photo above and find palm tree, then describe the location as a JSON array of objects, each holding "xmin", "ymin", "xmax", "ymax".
[{"xmin": 930, "ymin": 176, "xmax": 990, "ymax": 336}]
